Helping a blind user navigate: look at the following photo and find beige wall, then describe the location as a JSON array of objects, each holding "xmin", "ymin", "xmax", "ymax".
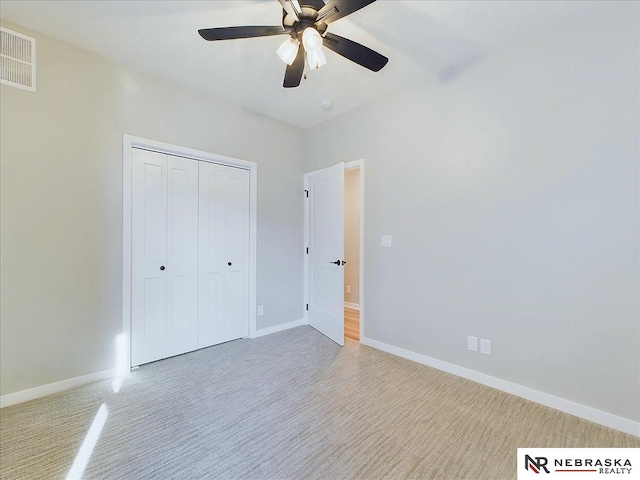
[
  {"xmin": 344, "ymin": 168, "xmax": 360, "ymax": 306},
  {"xmin": 0, "ymin": 20, "xmax": 305, "ymax": 396},
  {"xmin": 303, "ymin": 4, "xmax": 640, "ymax": 422}
]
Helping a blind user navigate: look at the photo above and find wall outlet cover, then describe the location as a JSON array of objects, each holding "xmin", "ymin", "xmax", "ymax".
[
  {"xmin": 346, "ymin": 285, "xmax": 351, "ymax": 293},
  {"xmin": 480, "ymin": 339, "xmax": 491, "ymax": 355},
  {"xmin": 381, "ymin": 235, "xmax": 392, "ymax": 247},
  {"xmin": 467, "ymin": 335, "xmax": 478, "ymax": 352}
]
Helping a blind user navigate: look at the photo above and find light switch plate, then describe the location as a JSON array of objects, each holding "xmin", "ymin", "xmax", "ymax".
[
  {"xmin": 467, "ymin": 335, "xmax": 478, "ymax": 352},
  {"xmin": 381, "ymin": 235, "xmax": 392, "ymax": 247},
  {"xmin": 257, "ymin": 305, "xmax": 264, "ymax": 316}
]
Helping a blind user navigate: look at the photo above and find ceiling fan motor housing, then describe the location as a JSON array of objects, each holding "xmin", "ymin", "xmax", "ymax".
[{"xmin": 283, "ymin": 0, "xmax": 329, "ymax": 39}]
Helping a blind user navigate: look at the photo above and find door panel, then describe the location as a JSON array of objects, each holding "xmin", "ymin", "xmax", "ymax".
[
  {"xmin": 199, "ymin": 163, "xmax": 250, "ymax": 347},
  {"xmin": 307, "ymin": 163, "xmax": 345, "ymax": 346},
  {"xmin": 198, "ymin": 163, "xmax": 227, "ymax": 348},
  {"xmin": 166, "ymin": 155, "xmax": 199, "ymax": 357},
  {"xmin": 201, "ymin": 271, "xmax": 224, "ymax": 345},
  {"xmin": 226, "ymin": 168, "xmax": 250, "ymax": 340},
  {"xmin": 132, "ymin": 148, "xmax": 168, "ymax": 366},
  {"xmin": 143, "ymin": 278, "xmax": 165, "ymax": 335}
]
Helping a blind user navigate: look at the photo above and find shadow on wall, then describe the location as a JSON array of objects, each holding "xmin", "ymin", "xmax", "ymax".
[
  {"xmin": 437, "ymin": 54, "xmax": 485, "ymax": 83},
  {"xmin": 351, "ymin": 1, "xmax": 486, "ymax": 83}
]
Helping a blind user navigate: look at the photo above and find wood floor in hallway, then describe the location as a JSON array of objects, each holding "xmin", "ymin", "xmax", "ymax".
[{"xmin": 344, "ymin": 307, "xmax": 359, "ymax": 341}]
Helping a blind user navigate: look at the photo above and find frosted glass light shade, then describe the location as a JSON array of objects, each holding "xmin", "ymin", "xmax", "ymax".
[
  {"xmin": 277, "ymin": 37, "xmax": 300, "ymax": 65},
  {"xmin": 307, "ymin": 48, "xmax": 327, "ymax": 70},
  {"xmin": 302, "ymin": 27, "xmax": 323, "ymax": 53}
]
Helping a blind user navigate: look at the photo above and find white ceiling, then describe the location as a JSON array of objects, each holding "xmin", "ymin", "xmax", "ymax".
[{"xmin": 1, "ymin": 0, "xmax": 594, "ymax": 129}]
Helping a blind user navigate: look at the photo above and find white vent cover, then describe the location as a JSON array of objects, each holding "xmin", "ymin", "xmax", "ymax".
[{"xmin": 1, "ymin": 27, "xmax": 36, "ymax": 92}]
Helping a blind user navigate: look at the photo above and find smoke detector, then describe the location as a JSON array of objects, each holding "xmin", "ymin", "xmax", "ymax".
[{"xmin": 320, "ymin": 100, "xmax": 333, "ymax": 111}]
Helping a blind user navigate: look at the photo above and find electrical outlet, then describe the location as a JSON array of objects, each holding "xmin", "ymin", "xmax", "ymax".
[
  {"xmin": 480, "ymin": 339, "xmax": 491, "ymax": 355},
  {"xmin": 467, "ymin": 335, "xmax": 478, "ymax": 352},
  {"xmin": 257, "ymin": 305, "xmax": 264, "ymax": 316},
  {"xmin": 346, "ymin": 285, "xmax": 351, "ymax": 294}
]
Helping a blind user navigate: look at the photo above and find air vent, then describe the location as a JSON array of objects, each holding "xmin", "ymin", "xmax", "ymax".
[{"xmin": 1, "ymin": 27, "xmax": 36, "ymax": 92}]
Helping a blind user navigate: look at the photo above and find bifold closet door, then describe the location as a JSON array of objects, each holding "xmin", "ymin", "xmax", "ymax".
[
  {"xmin": 198, "ymin": 162, "xmax": 250, "ymax": 348},
  {"xmin": 132, "ymin": 149, "xmax": 167, "ymax": 366},
  {"xmin": 165, "ymin": 154, "xmax": 199, "ymax": 357},
  {"xmin": 131, "ymin": 148, "xmax": 198, "ymax": 366}
]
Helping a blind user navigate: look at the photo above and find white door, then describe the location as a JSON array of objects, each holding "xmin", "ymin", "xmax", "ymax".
[
  {"xmin": 306, "ymin": 162, "xmax": 345, "ymax": 346},
  {"xmin": 225, "ymin": 167, "xmax": 250, "ymax": 340},
  {"xmin": 131, "ymin": 149, "xmax": 168, "ymax": 365},
  {"xmin": 166, "ymin": 155, "xmax": 199, "ymax": 357},
  {"xmin": 131, "ymin": 149, "xmax": 199, "ymax": 365},
  {"xmin": 199, "ymin": 162, "xmax": 250, "ymax": 348}
]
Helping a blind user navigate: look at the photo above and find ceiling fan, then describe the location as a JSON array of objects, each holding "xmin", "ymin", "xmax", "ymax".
[{"xmin": 198, "ymin": 0, "xmax": 388, "ymax": 88}]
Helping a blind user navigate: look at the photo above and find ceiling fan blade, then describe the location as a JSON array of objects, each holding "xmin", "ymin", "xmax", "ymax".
[
  {"xmin": 316, "ymin": 0, "xmax": 377, "ymax": 25},
  {"xmin": 323, "ymin": 33, "xmax": 388, "ymax": 71},
  {"xmin": 283, "ymin": 44, "xmax": 305, "ymax": 88},
  {"xmin": 198, "ymin": 26, "xmax": 293, "ymax": 41},
  {"xmin": 277, "ymin": 0, "xmax": 301, "ymax": 21}
]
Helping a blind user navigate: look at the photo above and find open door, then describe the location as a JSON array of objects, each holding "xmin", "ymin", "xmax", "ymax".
[{"xmin": 305, "ymin": 162, "xmax": 345, "ymax": 346}]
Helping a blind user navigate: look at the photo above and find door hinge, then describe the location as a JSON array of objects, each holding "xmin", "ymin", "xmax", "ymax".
[
  {"xmin": 306, "ymin": 304, "xmax": 309, "ymax": 311},
  {"xmin": 304, "ymin": 189, "xmax": 309, "ymax": 198}
]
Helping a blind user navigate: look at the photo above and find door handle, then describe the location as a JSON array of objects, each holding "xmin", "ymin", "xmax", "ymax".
[
  {"xmin": 228, "ymin": 262, "xmax": 232, "ymax": 266},
  {"xmin": 330, "ymin": 260, "xmax": 346, "ymax": 266},
  {"xmin": 160, "ymin": 266, "xmax": 166, "ymax": 271},
  {"xmin": 330, "ymin": 260, "xmax": 340, "ymax": 265},
  {"xmin": 341, "ymin": 260, "xmax": 347, "ymax": 266}
]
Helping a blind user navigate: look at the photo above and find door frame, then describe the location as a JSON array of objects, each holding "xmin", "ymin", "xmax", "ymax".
[
  {"xmin": 122, "ymin": 134, "xmax": 258, "ymax": 371},
  {"xmin": 303, "ymin": 159, "xmax": 365, "ymax": 340}
]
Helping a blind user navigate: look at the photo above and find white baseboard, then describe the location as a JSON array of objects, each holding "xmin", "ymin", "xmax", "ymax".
[
  {"xmin": 360, "ymin": 336, "xmax": 639, "ymax": 438},
  {"xmin": 344, "ymin": 302, "xmax": 360, "ymax": 311},
  {"xmin": 1, "ymin": 320, "xmax": 308, "ymax": 407},
  {"xmin": 0, "ymin": 369, "xmax": 115, "ymax": 408},
  {"xmin": 252, "ymin": 318, "xmax": 307, "ymax": 338}
]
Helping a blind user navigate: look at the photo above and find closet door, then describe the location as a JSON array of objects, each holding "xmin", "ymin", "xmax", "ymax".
[
  {"xmin": 198, "ymin": 162, "xmax": 226, "ymax": 348},
  {"xmin": 198, "ymin": 162, "xmax": 250, "ymax": 348},
  {"xmin": 226, "ymin": 167, "xmax": 250, "ymax": 340},
  {"xmin": 166, "ymin": 155, "xmax": 199, "ymax": 357},
  {"xmin": 131, "ymin": 149, "xmax": 168, "ymax": 366},
  {"xmin": 131, "ymin": 150, "xmax": 199, "ymax": 365}
]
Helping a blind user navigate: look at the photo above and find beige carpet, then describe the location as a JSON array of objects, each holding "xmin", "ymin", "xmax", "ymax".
[{"xmin": 1, "ymin": 326, "xmax": 638, "ymax": 479}]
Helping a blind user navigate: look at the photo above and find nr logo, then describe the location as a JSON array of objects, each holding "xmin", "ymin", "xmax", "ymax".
[{"xmin": 525, "ymin": 455, "xmax": 550, "ymax": 474}]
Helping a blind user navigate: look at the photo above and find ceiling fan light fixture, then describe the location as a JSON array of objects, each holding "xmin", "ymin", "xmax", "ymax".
[
  {"xmin": 307, "ymin": 48, "xmax": 327, "ymax": 70},
  {"xmin": 302, "ymin": 27, "xmax": 323, "ymax": 54},
  {"xmin": 277, "ymin": 37, "xmax": 300, "ymax": 65},
  {"xmin": 198, "ymin": 0, "xmax": 388, "ymax": 88}
]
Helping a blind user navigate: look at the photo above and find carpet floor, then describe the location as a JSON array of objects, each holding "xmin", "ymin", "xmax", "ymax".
[{"xmin": 1, "ymin": 326, "xmax": 638, "ymax": 479}]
